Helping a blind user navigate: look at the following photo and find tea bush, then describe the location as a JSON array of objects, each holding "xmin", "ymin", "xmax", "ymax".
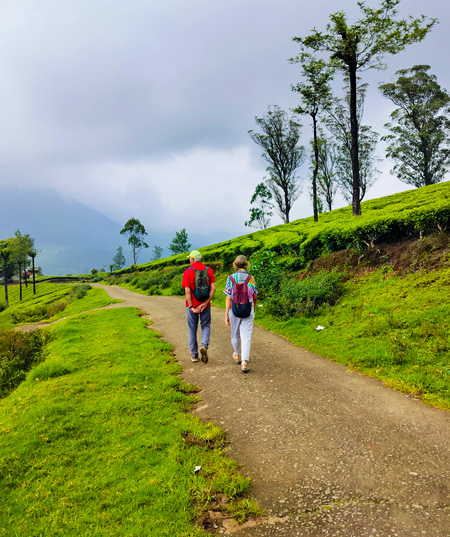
[
  {"xmin": 170, "ymin": 274, "xmax": 185, "ymax": 296},
  {"xmin": 73, "ymin": 284, "xmax": 90, "ymax": 299},
  {"xmin": 264, "ymin": 269, "xmax": 344, "ymax": 319},
  {"xmin": 11, "ymin": 301, "xmax": 67, "ymax": 324},
  {"xmin": 0, "ymin": 328, "xmax": 46, "ymax": 397},
  {"xmin": 249, "ymin": 250, "xmax": 284, "ymax": 299},
  {"xmin": 148, "ymin": 285, "xmax": 162, "ymax": 296}
]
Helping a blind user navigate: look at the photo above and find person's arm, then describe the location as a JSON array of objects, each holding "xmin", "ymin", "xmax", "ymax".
[
  {"xmin": 225, "ymin": 295, "xmax": 232, "ymax": 326},
  {"xmin": 185, "ymin": 287, "xmax": 199, "ymax": 314},
  {"xmin": 197, "ymin": 282, "xmax": 215, "ymax": 312}
]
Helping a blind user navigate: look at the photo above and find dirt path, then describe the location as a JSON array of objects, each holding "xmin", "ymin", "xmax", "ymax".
[{"xmin": 92, "ymin": 284, "xmax": 450, "ymax": 537}]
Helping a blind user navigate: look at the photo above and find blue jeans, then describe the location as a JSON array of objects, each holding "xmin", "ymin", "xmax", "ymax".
[{"xmin": 186, "ymin": 307, "xmax": 211, "ymax": 357}]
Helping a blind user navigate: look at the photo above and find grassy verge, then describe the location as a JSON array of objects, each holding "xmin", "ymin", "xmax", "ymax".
[
  {"xmin": 0, "ymin": 283, "xmax": 121, "ymax": 329},
  {"xmin": 0, "ymin": 307, "xmax": 261, "ymax": 536},
  {"xmin": 254, "ymin": 267, "xmax": 450, "ymax": 411}
]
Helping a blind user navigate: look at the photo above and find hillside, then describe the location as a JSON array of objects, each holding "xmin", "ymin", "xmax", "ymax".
[
  {"xmin": 129, "ymin": 181, "xmax": 450, "ymax": 272},
  {"xmin": 0, "ymin": 187, "xmax": 129, "ymax": 275},
  {"xmin": 91, "ymin": 181, "xmax": 450, "ymax": 410}
]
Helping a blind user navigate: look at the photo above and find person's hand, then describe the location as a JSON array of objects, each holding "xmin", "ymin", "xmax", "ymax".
[{"xmin": 225, "ymin": 313, "xmax": 230, "ymax": 327}]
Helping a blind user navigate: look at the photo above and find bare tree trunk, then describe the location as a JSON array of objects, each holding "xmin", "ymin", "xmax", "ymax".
[
  {"xmin": 312, "ymin": 114, "xmax": 319, "ymax": 223},
  {"xmin": 349, "ymin": 64, "xmax": 361, "ymax": 216},
  {"xmin": 18, "ymin": 261, "xmax": 23, "ymax": 301},
  {"xmin": 32, "ymin": 254, "xmax": 36, "ymax": 295},
  {"xmin": 284, "ymin": 189, "xmax": 290, "ymax": 224},
  {"xmin": 3, "ymin": 268, "xmax": 8, "ymax": 308}
]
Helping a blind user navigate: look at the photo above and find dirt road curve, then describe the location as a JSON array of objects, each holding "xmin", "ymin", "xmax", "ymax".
[{"xmin": 93, "ymin": 284, "xmax": 450, "ymax": 537}]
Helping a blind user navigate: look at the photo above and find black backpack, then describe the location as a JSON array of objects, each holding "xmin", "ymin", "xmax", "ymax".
[
  {"xmin": 190, "ymin": 267, "xmax": 210, "ymax": 301},
  {"xmin": 230, "ymin": 274, "xmax": 252, "ymax": 318}
]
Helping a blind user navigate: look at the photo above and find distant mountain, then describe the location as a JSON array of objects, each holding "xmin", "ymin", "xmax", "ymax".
[
  {"xmin": 0, "ymin": 187, "xmax": 132, "ymax": 275},
  {"xmin": 0, "ymin": 187, "xmax": 233, "ymax": 275}
]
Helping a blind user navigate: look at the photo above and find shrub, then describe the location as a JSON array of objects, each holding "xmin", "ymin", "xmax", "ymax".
[
  {"xmin": 148, "ymin": 285, "xmax": 162, "ymax": 295},
  {"xmin": 0, "ymin": 328, "xmax": 46, "ymax": 397},
  {"xmin": 170, "ymin": 274, "xmax": 185, "ymax": 296},
  {"xmin": 73, "ymin": 283, "xmax": 91, "ymax": 299},
  {"xmin": 0, "ymin": 302, "xmax": 5, "ymax": 313},
  {"xmin": 46, "ymin": 301, "xmax": 68, "ymax": 317},
  {"xmin": 249, "ymin": 250, "xmax": 283, "ymax": 299},
  {"xmin": 264, "ymin": 269, "xmax": 344, "ymax": 319},
  {"xmin": 11, "ymin": 301, "xmax": 68, "ymax": 324}
]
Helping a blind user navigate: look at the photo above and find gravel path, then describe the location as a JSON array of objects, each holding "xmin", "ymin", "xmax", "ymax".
[{"xmin": 92, "ymin": 284, "xmax": 450, "ymax": 537}]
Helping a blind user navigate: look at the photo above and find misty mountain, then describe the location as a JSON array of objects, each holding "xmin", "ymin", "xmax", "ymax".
[
  {"xmin": 0, "ymin": 187, "xmax": 232, "ymax": 275},
  {"xmin": 0, "ymin": 187, "xmax": 132, "ymax": 275}
]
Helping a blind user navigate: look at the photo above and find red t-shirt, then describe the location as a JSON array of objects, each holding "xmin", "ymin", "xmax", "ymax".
[{"xmin": 182, "ymin": 262, "xmax": 215, "ymax": 308}]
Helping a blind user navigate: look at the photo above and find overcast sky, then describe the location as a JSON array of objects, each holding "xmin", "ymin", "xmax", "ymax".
[{"xmin": 1, "ymin": 0, "xmax": 449, "ymax": 247}]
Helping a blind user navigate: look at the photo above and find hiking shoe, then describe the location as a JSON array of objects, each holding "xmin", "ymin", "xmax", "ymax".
[
  {"xmin": 200, "ymin": 346, "xmax": 209, "ymax": 363},
  {"xmin": 191, "ymin": 356, "xmax": 199, "ymax": 363}
]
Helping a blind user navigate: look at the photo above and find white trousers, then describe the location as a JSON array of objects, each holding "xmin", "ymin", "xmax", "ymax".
[{"xmin": 229, "ymin": 306, "xmax": 255, "ymax": 362}]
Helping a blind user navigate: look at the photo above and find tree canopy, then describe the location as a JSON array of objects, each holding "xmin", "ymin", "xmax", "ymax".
[
  {"xmin": 120, "ymin": 218, "xmax": 149, "ymax": 265},
  {"xmin": 380, "ymin": 65, "xmax": 450, "ymax": 187},
  {"xmin": 168, "ymin": 229, "xmax": 191, "ymax": 255},
  {"xmin": 291, "ymin": 54, "xmax": 334, "ymax": 222},
  {"xmin": 249, "ymin": 106, "xmax": 305, "ymax": 224},
  {"xmin": 112, "ymin": 246, "xmax": 126, "ymax": 270},
  {"xmin": 294, "ymin": 0, "xmax": 436, "ymax": 215},
  {"xmin": 245, "ymin": 182, "xmax": 274, "ymax": 230}
]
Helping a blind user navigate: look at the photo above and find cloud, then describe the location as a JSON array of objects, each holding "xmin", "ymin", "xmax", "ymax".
[
  {"xmin": 0, "ymin": 0, "xmax": 449, "ymax": 254},
  {"xmin": 38, "ymin": 146, "xmax": 265, "ymax": 236}
]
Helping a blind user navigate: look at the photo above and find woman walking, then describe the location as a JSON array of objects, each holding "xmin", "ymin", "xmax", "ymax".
[{"xmin": 224, "ymin": 255, "xmax": 258, "ymax": 373}]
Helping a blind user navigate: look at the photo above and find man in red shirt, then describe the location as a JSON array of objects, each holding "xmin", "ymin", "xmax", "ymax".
[{"xmin": 182, "ymin": 250, "xmax": 216, "ymax": 363}]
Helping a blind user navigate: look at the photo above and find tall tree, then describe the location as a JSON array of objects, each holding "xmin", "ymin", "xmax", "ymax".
[
  {"xmin": 112, "ymin": 246, "xmax": 126, "ymax": 270},
  {"xmin": 379, "ymin": 65, "xmax": 450, "ymax": 187},
  {"xmin": 120, "ymin": 218, "xmax": 149, "ymax": 265},
  {"xmin": 335, "ymin": 125, "xmax": 381, "ymax": 203},
  {"xmin": 249, "ymin": 106, "xmax": 305, "ymax": 224},
  {"xmin": 294, "ymin": 0, "xmax": 436, "ymax": 215},
  {"xmin": 10, "ymin": 231, "xmax": 34, "ymax": 302},
  {"xmin": 326, "ymin": 83, "xmax": 381, "ymax": 203},
  {"xmin": 245, "ymin": 182, "xmax": 275, "ymax": 229},
  {"xmin": 0, "ymin": 246, "xmax": 12, "ymax": 308},
  {"xmin": 29, "ymin": 249, "xmax": 37, "ymax": 295},
  {"xmin": 168, "ymin": 229, "xmax": 191, "ymax": 255},
  {"xmin": 291, "ymin": 54, "xmax": 334, "ymax": 222},
  {"xmin": 315, "ymin": 134, "xmax": 339, "ymax": 212},
  {"xmin": 151, "ymin": 246, "xmax": 164, "ymax": 261}
]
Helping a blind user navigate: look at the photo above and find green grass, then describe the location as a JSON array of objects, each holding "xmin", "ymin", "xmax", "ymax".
[
  {"xmin": 0, "ymin": 308, "xmax": 261, "ymax": 535},
  {"xmin": 114, "ymin": 181, "xmax": 450, "ymax": 273},
  {"xmin": 0, "ymin": 283, "xmax": 120, "ymax": 328},
  {"xmin": 255, "ymin": 267, "xmax": 450, "ymax": 410}
]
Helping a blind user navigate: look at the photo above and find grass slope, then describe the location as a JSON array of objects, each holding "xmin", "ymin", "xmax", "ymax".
[
  {"xmin": 128, "ymin": 181, "xmax": 450, "ymax": 271},
  {"xmin": 93, "ymin": 182, "xmax": 450, "ymax": 410},
  {"xmin": 255, "ymin": 266, "xmax": 450, "ymax": 410},
  {"xmin": 0, "ymin": 307, "xmax": 260, "ymax": 535},
  {"xmin": 0, "ymin": 283, "xmax": 120, "ymax": 329}
]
